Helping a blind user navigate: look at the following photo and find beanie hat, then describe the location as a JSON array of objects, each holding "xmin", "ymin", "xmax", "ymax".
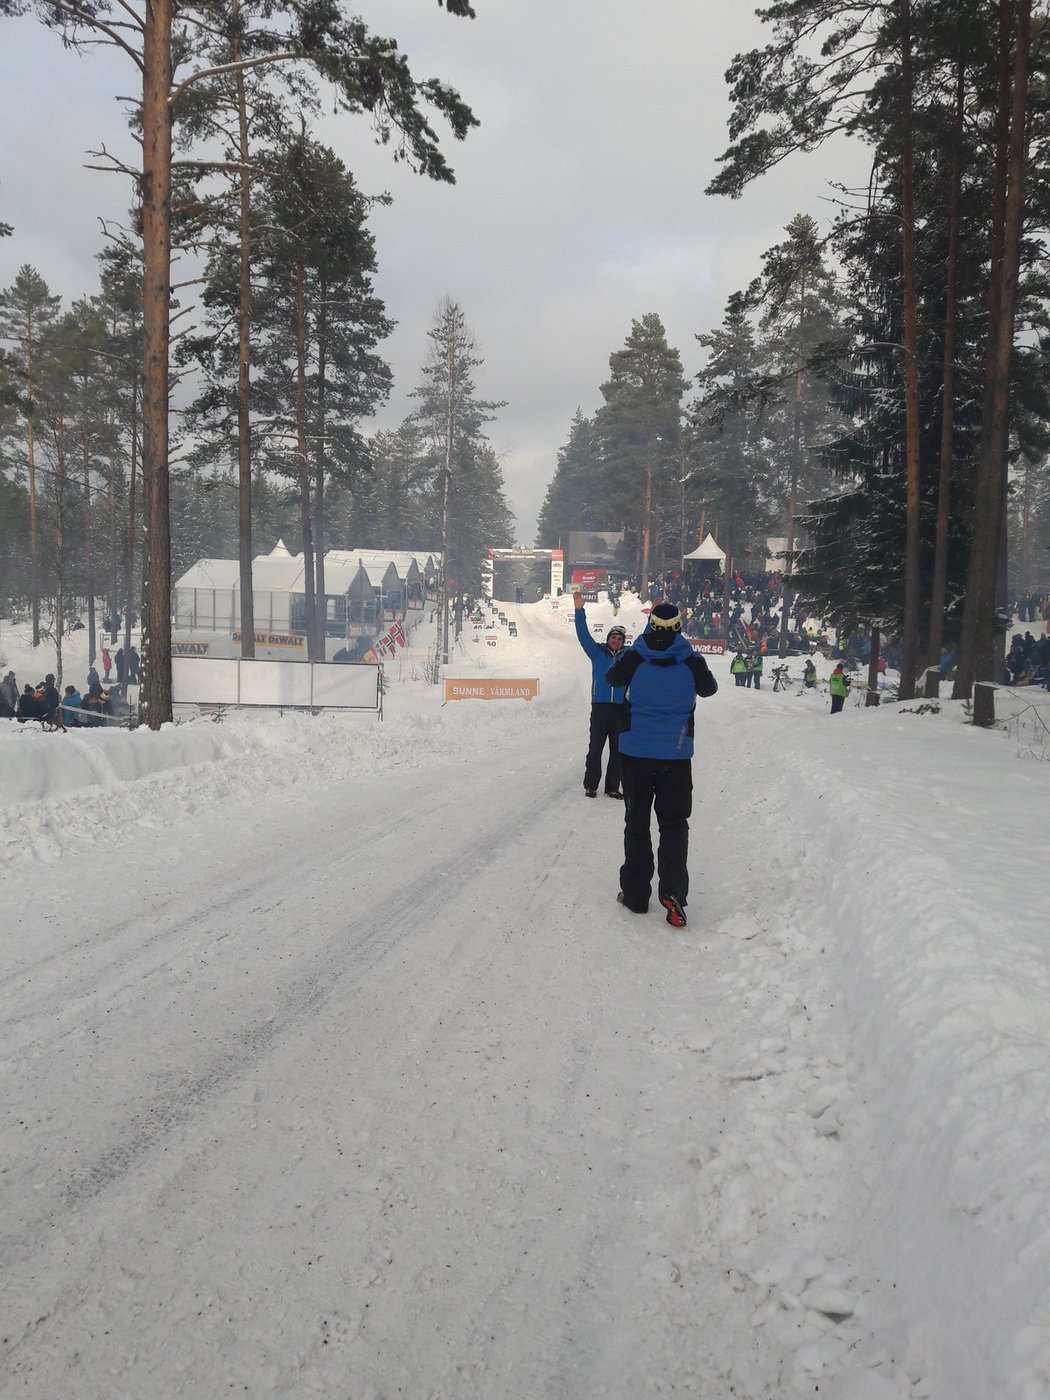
[
  {"xmin": 649, "ymin": 603, "xmax": 681, "ymax": 632},
  {"xmin": 646, "ymin": 602, "xmax": 682, "ymax": 652}
]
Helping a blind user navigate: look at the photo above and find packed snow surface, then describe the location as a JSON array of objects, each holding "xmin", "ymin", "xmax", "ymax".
[{"xmin": 2, "ymin": 596, "xmax": 1050, "ymax": 1399}]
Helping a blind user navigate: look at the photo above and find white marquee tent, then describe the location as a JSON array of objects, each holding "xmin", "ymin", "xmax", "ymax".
[
  {"xmin": 174, "ymin": 543, "xmax": 440, "ymax": 638},
  {"xmin": 682, "ymin": 533, "xmax": 727, "ymax": 568}
]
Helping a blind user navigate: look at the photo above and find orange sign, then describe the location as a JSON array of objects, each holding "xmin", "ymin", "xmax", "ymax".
[{"xmin": 444, "ymin": 678, "xmax": 538, "ymax": 702}]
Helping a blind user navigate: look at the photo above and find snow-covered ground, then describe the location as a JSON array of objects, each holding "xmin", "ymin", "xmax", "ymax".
[{"xmin": 2, "ymin": 597, "xmax": 1049, "ymax": 1400}]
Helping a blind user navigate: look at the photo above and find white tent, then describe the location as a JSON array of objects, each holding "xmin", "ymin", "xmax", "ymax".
[
  {"xmin": 682, "ymin": 533, "xmax": 726, "ymax": 567},
  {"xmin": 174, "ymin": 544, "xmax": 437, "ymax": 637}
]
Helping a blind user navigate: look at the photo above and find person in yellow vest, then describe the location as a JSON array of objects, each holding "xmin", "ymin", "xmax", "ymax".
[
  {"xmin": 829, "ymin": 662, "xmax": 850, "ymax": 713},
  {"xmin": 803, "ymin": 658, "xmax": 817, "ymax": 689},
  {"xmin": 731, "ymin": 652, "xmax": 749, "ymax": 687},
  {"xmin": 750, "ymin": 649, "xmax": 764, "ymax": 691}
]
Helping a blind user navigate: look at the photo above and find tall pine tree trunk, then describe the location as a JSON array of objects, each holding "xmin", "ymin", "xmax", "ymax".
[
  {"xmin": 294, "ymin": 264, "xmax": 318, "ymax": 660},
  {"xmin": 82, "ymin": 408, "xmax": 96, "ymax": 664},
  {"xmin": 927, "ymin": 28, "xmax": 966, "ymax": 678},
  {"xmin": 953, "ymin": 0, "xmax": 1031, "ymax": 716},
  {"xmin": 439, "ymin": 327, "xmax": 455, "ymax": 668},
  {"xmin": 779, "ymin": 272, "xmax": 806, "ymax": 659},
  {"xmin": 866, "ymin": 625, "xmax": 881, "ymax": 707},
  {"xmin": 721, "ymin": 524, "xmax": 733, "ymax": 639},
  {"xmin": 313, "ymin": 289, "xmax": 328, "ymax": 660},
  {"xmin": 123, "ymin": 368, "xmax": 138, "ymax": 699},
  {"xmin": 898, "ymin": 0, "xmax": 923, "ymax": 702},
  {"xmin": 140, "ymin": 0, "xmax": 174, "ymax": 726},
  {"xmin": 108, "ymin": 404, "xmax": 119, "ymax": 645},
  {"xmin": 25, "ymin": 330, "xmax": 40, "ymax": 647},
  {"xmin": 234, "ymin": 12, "xmax": 255, "ymax": 659},
  {"xmin": 54, "ymin": 410, "xmax": 67, "ymax": 687}
]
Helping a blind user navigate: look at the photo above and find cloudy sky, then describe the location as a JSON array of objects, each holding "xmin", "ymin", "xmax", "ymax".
[{"xmin": 0, "ymin": 1, "xmax": 863, "ymax": 542}]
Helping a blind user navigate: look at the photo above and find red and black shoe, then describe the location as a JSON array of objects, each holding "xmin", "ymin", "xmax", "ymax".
[{"xmin": 660, "ymin": 895, "xmax": 687, "ymax": 929}]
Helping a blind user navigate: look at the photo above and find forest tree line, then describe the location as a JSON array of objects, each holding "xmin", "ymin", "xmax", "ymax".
[
  {"xmin": 1, "ymin": 0, "xmax": 514, "ymax": 716},
  {"xmin": 538, "ymin": 0, "xmax": 1050, "ymax": 713}
]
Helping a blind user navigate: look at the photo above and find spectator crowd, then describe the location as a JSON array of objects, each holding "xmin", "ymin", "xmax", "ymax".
[{"xmin": 0, "ymin": 647, "xmax": 139, "ymax": 730}]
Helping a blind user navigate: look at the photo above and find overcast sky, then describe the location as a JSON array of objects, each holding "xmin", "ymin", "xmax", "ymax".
[{"xmin": 0, "ymin": 1, "xmax": 864, "ymax": 543}]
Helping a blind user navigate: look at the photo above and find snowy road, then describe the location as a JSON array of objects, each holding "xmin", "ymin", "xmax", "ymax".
[{"xmin": 3, "ymin": 595, "xmax": 1050, "ymax": 1398}]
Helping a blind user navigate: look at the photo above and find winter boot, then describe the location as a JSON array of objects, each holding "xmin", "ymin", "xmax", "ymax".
[{"xmin": 660, "ymin": 895, "xmax": 687, "ymax": 929}]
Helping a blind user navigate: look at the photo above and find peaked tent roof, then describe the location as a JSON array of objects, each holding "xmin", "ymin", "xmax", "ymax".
[{"xmin": 683, "ymin": 533, "xmax": 726, "ymax": 563}]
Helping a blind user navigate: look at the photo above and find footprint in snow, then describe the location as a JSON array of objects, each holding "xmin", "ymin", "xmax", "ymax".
[
  {"xmin": 821, "ymin": 1369, "xmax": 903, "ymax": 1399},
  {"xmin": 717, "ymin": 913, "xmax": 763, "ymax": 940},
  {"xmin": 640, "ymin": 1256, "xmax": 680, "ymax": 1285},
  {"xmin": 799, "ymin": 1283, "xmax": 855, "ymax": 1320}
]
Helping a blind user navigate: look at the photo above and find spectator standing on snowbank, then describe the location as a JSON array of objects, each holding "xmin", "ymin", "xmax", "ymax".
[
  {"xmin": 62, "ymin": 686, "xmax": 82, "ymax": 727},
  {"xmin": 605, "ymin": 601, "xmax": 718, "ymax": 929},
  {"xmin": 573, "ymin": 591, "xmax": 628, "ymax": 799},
  {"xmin": 17, "ymin": 684, "xmax": 45, "ymax": 722},
  {"xmin": 41, "ymin": 675, "xmax": 62, "ymax": 727},
  {"xmin": 0, "ymin": 670, "xmax": 17, "ymax": 718},
  {"xmin": 830, "ymin": 662, "xmax": 850, "ymax": 714}
]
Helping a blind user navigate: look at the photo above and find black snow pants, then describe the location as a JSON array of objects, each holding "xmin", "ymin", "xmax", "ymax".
[
  {"xmin": 618, "ymin": 754, "xmax": 693, "ymax": 912},
  {"xmin": 584, "ymin": 702, "xmax": 624, "ymax": 794}
]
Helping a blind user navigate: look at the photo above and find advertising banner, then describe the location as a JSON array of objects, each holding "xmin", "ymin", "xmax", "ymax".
[
  {"xmin": 232, "ymin": 630, "xmax": 305, "ymax": 649},
  {"xmin": 444, "ymin": 678, "xmax": 538, "ymax": 702},
  {"xmin": 550, "ymin": 549, "xmax": 564, "ymax": 595},
  {"xmin": 688, "ymin": 638, "xmax": 727, "ymax": 655},
  {"xmin": 571, "ymin": 567, "xmax": 605, "ymax": 602}
]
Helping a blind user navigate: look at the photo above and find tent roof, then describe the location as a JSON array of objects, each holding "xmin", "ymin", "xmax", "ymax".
[
  {"xmin": 683, "ymin": 533, "xmax": 726, "ymax": 562},
  {"xmin": 175, "ymin": 546, "xmax": 437, "ymax": 594},
  {"xmin": 173, "ymin": 559, "xmax": 241, "ymax": 590}
]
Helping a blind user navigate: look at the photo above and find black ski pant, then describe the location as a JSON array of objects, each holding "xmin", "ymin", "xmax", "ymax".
[
  {"xmin": 618, "ymin": 754, "xmax": 692, "ymax": 911},
  {"xmin": 584, "ymin": 702, "xmax": 624, "ymax": 793},
  {"xmin": 830, "ymin": 693, "xmax": 846, "ymax": 714}
]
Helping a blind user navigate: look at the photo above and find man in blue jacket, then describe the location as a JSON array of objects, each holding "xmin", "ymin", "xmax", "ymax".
[
  {"xmin": 605, "ymin": 601, "xmax": 718, "ymax": 928},
  {"xmin": 573, "ymin": 590, "xmax": 628, "ymax": 799}
]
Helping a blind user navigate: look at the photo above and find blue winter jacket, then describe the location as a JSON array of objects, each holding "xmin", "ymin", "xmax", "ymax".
[
  {"xmin": 574, "ymin": 608, "xmax": 627, "ymax": 704},
  {"xmin": 606, "ymin": 632, "xmax": 717, "ymax": 761}
]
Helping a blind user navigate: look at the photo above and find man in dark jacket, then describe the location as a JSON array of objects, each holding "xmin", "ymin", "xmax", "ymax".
[
  {"xmin": 41, "ymin": 674, "xmax": 62, "ymax": 727},
  {"xmin": 573, "ymin": 590, "xmax": 628, "ymax": 799},
  {"xmin": 605, "ymin": 601, "xmax": 718, "ymax": 928},
  {"xmin": 0, "ymin": 669, "xmax": 17, "ymax": 718}
]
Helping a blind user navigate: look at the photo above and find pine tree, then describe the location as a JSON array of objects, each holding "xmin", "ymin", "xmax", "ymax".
[
  {"xmin": 748, "ymin": 214, "xmax": 846, "ymax": 652},
  {"xmin": 691, "ymin": 293, "xmax": 776, "ymax": 575},
  {"xmin": 595, "ymin": 314, "xmax": 686, "ymax": 586},
  {"xmin": 0, "ymin": 266, "xmax": 61, "ymax": 646},
  {"xmin": 410, "ymin": 298, "xmax": 507, "ymax": 662},
  {"xmin": 17, "ymin": 0, "xmax": 482, "ymax": 723},
  {"xmin": 535, "ymin": 411, "xmax": 604, "ymax": 546}
]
